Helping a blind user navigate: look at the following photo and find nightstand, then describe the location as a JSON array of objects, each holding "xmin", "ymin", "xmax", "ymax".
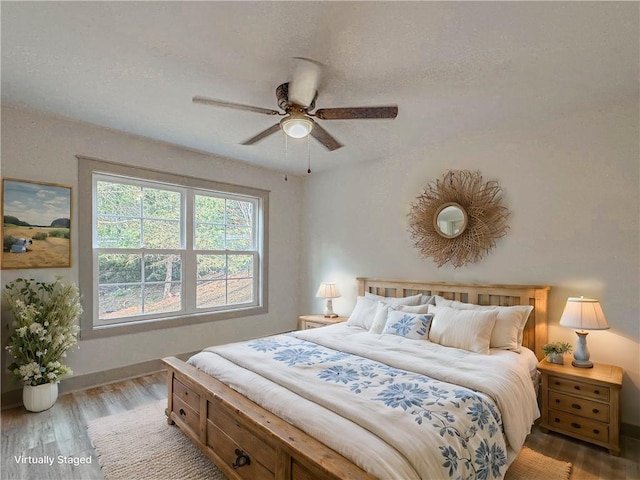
[
  {"xmin": 298, "ymin": 315, "xmax": 347, "ymax": 330},
  {"xmin": 538, "ymin": 359, "xmax": 623, "ymax": 456}
]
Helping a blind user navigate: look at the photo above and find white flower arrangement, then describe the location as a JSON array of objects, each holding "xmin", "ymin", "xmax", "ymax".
[{"xmin": 3, "ymin": 278, "xmax": 82, "ymax": 386}]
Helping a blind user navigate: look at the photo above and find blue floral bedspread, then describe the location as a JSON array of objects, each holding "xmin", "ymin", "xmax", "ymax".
[{"xmin": 207, "ymin": 334, "xmax": 509, "ymax": 480}]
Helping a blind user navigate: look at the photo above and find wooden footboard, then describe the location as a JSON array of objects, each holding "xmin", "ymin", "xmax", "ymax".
[{"xmin": 162, "ymin": 356, "xmax": 376, "ymax": 480}]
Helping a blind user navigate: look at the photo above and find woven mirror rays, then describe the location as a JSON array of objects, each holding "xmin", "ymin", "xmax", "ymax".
[{"xmin": 408, "ymin": 170, "xmax": 510, "ymax": 268}]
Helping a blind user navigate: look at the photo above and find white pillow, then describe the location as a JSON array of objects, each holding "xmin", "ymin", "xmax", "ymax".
[
  {"xmin": 369, "ymin": 302, "xmax": 430, "ymax": 334},
  {"xmin": 364, "ymin": 292, "xmax": 422, "ymax": 306},
  {"xmin": 450, "ymin": 301, "xmax": 533, "ymax": 352},
  {"xmin": 419, "ymin": 294, "xmax": 436, "ymax": 305},
  {"xmin": 346, "ymin": 296, "xmax": 379, "ymax": 330},
  {"xmin": 428, "ymin": 305, "xmax": 497, "ymax": 355},
  {"xmin": 434, "ymin": 295, "xmax": 454, "ymax": 307},
  {"xmin": 382, "ymin": 310, "xmax": 433, "ymax": 340}
]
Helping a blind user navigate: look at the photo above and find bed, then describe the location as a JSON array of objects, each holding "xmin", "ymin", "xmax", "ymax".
[{"xmin": 163, "ymin": 278, "xmax": 550, "ymax": 480}]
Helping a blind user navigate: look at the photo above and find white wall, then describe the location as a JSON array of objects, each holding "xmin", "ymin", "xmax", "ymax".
[
  {"xmin": 301, "ymin": 103, "xmax": 640, "ymax": 427},
  {"xmin": 1, "ymin": 106, "xmax": 302, "ymax": 391}
]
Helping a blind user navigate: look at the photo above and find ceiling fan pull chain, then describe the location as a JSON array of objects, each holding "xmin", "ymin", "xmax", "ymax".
[
  {"xmin": 284, "ymin": 134, "xmax": 289, "ymax": 181},
  {"xmin": 307, "ymin": 134, "xmax": 311, "ymax": 174}
]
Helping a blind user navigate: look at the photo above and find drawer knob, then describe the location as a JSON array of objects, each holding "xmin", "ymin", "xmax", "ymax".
[
  {"xmin": 232, "ymin": 449, "xmax": 251, "ymax": 469},
  {"xmin": 594, "ymin": 429, "xmax": 600, "ymax": 434},
  {"xmin": 555, "ymin": 399, "xmax": 560, "ymax": 403},
  {"xmin": 571, "ymin": 422, "xmax": 581, "ymax": 429},
  {"xmin": 593, "ymin": 409, "xmax": 599, "ymax": 414},
  {"xmin": 554, "ymin": 418, "xmax": 560, "ymax": 423},
  {"xmin": 574, "ymin": 385, "xmax": 581, "ymax": 390},
  {"xmin": 179, "ymin": 408, "xmax": 186, "ymax": 416},
  {"xmin": 571, "ymin": 403, "xmax": 582, "ymax": 410},
  {"xmin": 594, "ymin": 389, "xmax": 600, "ymax": 395},
  {"xmin": 554, "ymin": 381, "xmax": 561, "ymax": 385}
]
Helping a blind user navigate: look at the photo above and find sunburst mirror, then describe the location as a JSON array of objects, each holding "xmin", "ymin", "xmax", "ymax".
[{"xmin": 408, "ymin": 170, "xmax": 510, "ymax": 268}]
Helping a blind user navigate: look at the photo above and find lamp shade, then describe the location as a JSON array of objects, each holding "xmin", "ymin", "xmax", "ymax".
[
  {"xmin": 559, "ymin": 297, "xmax": 609, "ymax": 330},
  {"xmin": 281, "ymin": 117, "xmax": 314, "ymax": 138},
  {"xmin": 315, "ymin": 282, "xmax": 341, "ymax": 299}
]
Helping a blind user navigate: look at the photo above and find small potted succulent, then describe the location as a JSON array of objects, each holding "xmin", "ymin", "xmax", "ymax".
[{"xmin": 542, "ymin": 341, "xmax": 573, "ymax": 365}]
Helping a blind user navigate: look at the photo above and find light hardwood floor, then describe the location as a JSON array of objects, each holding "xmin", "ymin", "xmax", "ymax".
[{"xmin": 1, "ymin": 371, "xmax": 638, "ymax": 480}]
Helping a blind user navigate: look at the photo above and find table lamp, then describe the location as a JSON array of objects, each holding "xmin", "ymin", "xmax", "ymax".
[
  {"xmin": 559, "ymin": 296, "xmax": 609, "ymax": 368},
  {"xmin": 315, "ymin": 282, "xmax": 341, "ymax": 318}
]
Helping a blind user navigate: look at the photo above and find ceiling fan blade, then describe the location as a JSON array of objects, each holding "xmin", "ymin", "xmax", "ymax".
[
  {"xmin": 193, "ymin": 96, "xmax": 281, "ymax": 116},
  {"xmin": 240, "ymin": 123, "xmax": 282, "ymax": 145},
  {"xmin": 310, "ymin": 123, "xmax": 343, "ymax": 151},
  {"xmin": 314, "ymin": 105, "xmax": 398, "ymax": 120},
  {"xmin": 288, "ymin": 57, "xmax": 323, "ymax": 107}
]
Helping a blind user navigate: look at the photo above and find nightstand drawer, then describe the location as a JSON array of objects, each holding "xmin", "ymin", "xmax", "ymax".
[
  {"xmin": 549, "ymin": 391, "xmax": 609, "ymax": 422},
  {"xmin": 549, "ymin": 409, "xmax": 609, "ymax": 443},
  {"xmin": 302, "ymin": 321, "xmax": 326, "ymax": 329},
  {"xmin": 548, "ymin": 375, "xmax": 610, "ymax": 401}
]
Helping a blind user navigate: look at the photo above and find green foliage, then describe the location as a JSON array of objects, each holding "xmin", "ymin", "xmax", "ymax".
[
  {"xmin": 3, "ymin": 234, "xmax": 18, "ymax": 251},
  {"xmin": 48, "ymin": 229, "xmax": 70, "ymax": 239},
  {"xmin": 3, "ymin": 278, "xmax": 82, "ymax": 386},
  {"xmin": 542, "ymin": 342, "xmax": 573, "ymax": 356},
  {"xmin": 33, "ymin": 232, "xmax": 48, "ymax": 241}
]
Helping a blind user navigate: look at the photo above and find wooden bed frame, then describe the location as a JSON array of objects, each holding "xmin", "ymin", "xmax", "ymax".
[{"xmin": 162, "ymin": 278, "xmax": 550, "ymax": 480}]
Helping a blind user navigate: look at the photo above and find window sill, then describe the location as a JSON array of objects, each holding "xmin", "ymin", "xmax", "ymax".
[{"xmin": 80, "ymin": 305, "xmax": 267, "ymax": 340}]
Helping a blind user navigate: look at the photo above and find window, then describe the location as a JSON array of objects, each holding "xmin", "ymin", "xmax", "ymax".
[{"xmin": 78, "ymin": 157, "xmax": 268, "ymax": 338}]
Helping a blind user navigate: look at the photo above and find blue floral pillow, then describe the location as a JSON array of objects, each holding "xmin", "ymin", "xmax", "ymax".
[{"xmin": 382, "ymin": 310, "xmax": 434, "ymax": 340}]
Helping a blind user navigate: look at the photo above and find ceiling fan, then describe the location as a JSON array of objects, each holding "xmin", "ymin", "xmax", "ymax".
[{"xmin": 193, "ymin": 58, "xmax": 398, "ymax": 151}]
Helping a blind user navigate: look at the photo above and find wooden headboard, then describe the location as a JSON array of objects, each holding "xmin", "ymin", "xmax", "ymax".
[{"xmin": 357, "ymin": 278, "xmax": 551, "ymax": 360}]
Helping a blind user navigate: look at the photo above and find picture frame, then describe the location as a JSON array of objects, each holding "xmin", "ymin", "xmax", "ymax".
[{"xmin": 1, "ymin": 178, "xmax": 72, "ymax": 269}]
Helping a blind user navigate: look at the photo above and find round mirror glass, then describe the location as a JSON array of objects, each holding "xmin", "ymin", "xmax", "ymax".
[{"xmin": 433, "ymin": 203, "xmax": 467, "ymax": 239}]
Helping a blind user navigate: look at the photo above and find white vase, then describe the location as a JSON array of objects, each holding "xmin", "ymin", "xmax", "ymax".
[{"xmin": 23, "ymin": 383, "xmax": 58, "ymax": 412}]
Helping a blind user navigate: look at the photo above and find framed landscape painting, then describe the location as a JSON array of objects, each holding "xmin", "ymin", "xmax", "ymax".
[{"xmin": 1, "ymin": 178, "xmax": 72, "ymax": 269}]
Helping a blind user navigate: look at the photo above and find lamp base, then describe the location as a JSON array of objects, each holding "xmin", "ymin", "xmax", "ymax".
[
  {"xmin": 571, "ymin": 330, "xmax": 594, "ymax": 368},
  {"xmin": 323, "ymin": 298, "xmax": 337, "ymax": 318},
  {"xmin": 571, "ymin": 359, "xmax": 594, "ymax": 368}
]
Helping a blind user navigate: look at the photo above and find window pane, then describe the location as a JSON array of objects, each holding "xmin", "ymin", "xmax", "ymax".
[
  {"xmin": 195, "ymin": 195, "xmax": 224, "ymax": 223},
  {"xmin": 194, "ymin": 224, "xmax": 225, "ymax": 250},
  {"xmin": 97, "ymin": 182, "xmax": 141, "ymax": 216},
  {"xmin": 143, "ymin": 188, "xmax": 180, "ymax": 220},
  {"xmin": 227, "ymin": 199, "xmax": 253, "ymax": 226},
  {"xmin": 227, "ymin": 254, "xmax": 253, "ymax": 278},
  {"xmin": 226, "ymin": 226, "xmax": 253, "ymax": 250},
  {"xmin": 97, "ymin": 216, "xmax": 141, "ymax": 248},
  {"xmin": 144, "ymin": 254, "xmax": 181, "ymax": 282},
  {"xmin": 98, "ymin": 284, "xmax": 142, "ymax": 319},
  {"xmin": 98, "ymin": 254, "xmax": 141, "ymax": 283},
  {"xmin": 143, "ymin": 283, "xmax": 181, "ymax": 314},
  {"xmin": 228, "ymin": 279, "xmax": 253, "ymax": 304},
  {"xmin": 197, "ymin": 280, "xmax": 226, "ymax": 308},
  {"xmin": 197, "ymin": 255, "xmax": 226, "ymax": 280},
  {"xmin": 143, "ymin": 219, "xmax": 180, "ymax": 248}
]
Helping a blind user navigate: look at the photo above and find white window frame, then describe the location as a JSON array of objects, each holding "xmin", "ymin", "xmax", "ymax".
[{"xmin": 78, "ymin": 156, "xmax": 268, "ymax": 339}]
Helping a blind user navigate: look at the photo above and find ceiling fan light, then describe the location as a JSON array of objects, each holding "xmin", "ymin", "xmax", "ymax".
[{"xmin": 282, "ymin": 117, "xmax": 314, "ymax": 138}]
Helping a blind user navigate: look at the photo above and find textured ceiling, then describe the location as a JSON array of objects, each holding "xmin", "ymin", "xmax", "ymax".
[{"xmin": 2, "ymin": 2, "xmax": 637, "ymax": 174}]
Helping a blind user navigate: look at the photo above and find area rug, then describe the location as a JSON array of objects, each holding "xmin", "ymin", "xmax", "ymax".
[
  {"xmin": 505, "ymin": 446, "xmax": 571, "ymax": 480},
  {"xmin": 88, "ymin": 399, "xmax": 571, "ymax": 480},
  {"xmin": 87, "ymin": 400, "xmax": 225, "ymax": 480}
]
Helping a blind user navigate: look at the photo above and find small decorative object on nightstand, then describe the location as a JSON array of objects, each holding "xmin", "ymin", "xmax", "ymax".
[
  {"xmin": 538, "ymin": 359, "xmax": 623, "ymax": 456},
  {"xmin": 298, "ymin": 315, "xmax": 347, "ymax": 330},
  {"xmin": 315, "ymin": 282, "xmax": 341, "ymax": 318},
  {"xmin": 559, "ymin": 296, "xmax": 609, "ymax": 368},
  {"xmin": 542, "ymin": 342, "xmax": 573, "ymax": 365}
]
